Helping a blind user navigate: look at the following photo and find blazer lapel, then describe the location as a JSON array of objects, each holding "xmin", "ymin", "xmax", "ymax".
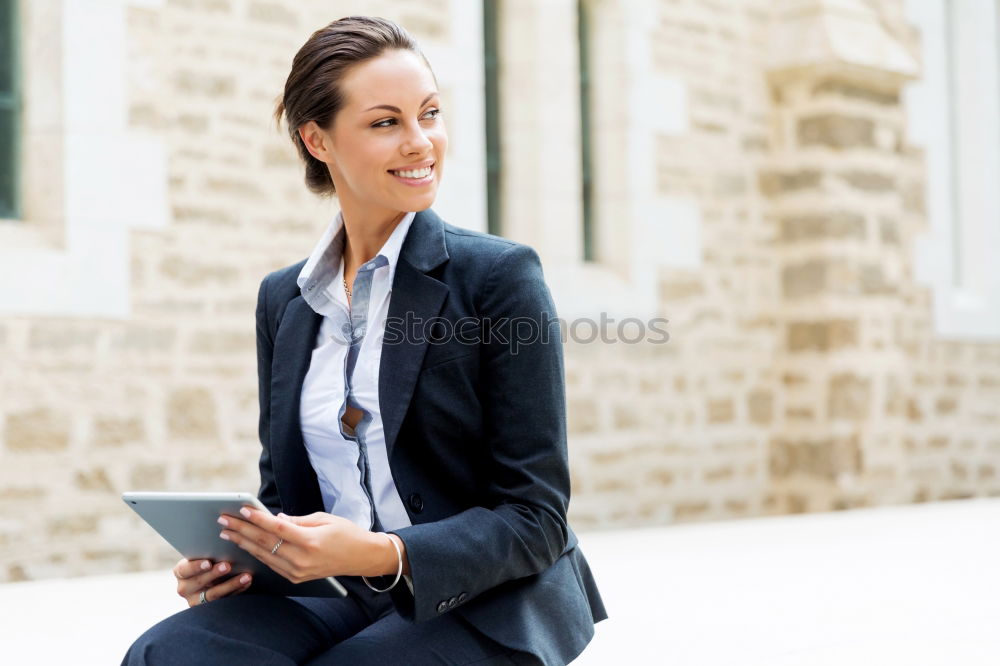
[
  {"xmin": 269, "ymin": 295, "xmax": 325, "ymax": 515},
  {"xmin": 379, "ymin": 208, "xmax": 450, "ymax": 459},
  {"xmin": 268, "ymin": 208, "xmax": 450, "ymax": 513}
]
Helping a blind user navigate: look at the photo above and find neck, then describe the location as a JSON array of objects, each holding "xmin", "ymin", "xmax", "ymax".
[{"xmin": 340, "ymin": 205, "xmax": 407, "ymax": 275}]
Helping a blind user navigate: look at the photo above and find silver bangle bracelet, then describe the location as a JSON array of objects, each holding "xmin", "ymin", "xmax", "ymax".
[{"xmin": 361, "ymin": 532, "xmax": 403, "ymax": 593}]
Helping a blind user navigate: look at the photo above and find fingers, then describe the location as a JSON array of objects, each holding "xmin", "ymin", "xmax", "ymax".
[
  {"xmin": 176, "ymin": 561, "xmax": 235, "ymax": 599},
  {"xmin": 186, "ymin": 571, "xmax": 253, "ymax": 608},
  {"xmin": 219, "ymin": 527, "xmax": 303, "ymax": 582},
  {"xmin": 224, "ymin": 506, "xmax": 307, "ymax": 544},
  {"xmin": 173, "ymin": 557, "xmax": 214, "ymax": 581}
]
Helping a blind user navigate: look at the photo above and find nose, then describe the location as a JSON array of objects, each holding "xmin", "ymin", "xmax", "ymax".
[{"xmin": 400, "ymin": 119, "xmax": 433, "ymax": 156}]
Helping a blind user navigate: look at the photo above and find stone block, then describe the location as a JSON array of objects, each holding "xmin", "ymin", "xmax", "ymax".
[
  {"xmin": 130, "ymin": 464, "xmax": 167, "ymax": 490},
  {"xmin": 782, "ymin": 259, "xmax": 827, "ymax": 298},
  {"xmin": 768, "ymin": 434, "xmax": 862, "ymax": 480},
  {"xmin": 48, "ymin": 514, "xmax": 99, "ymax": 537},
  {"xmin": 5, "ymin": 408, "xmax": 71, "ymax": 452},
  {"xmin": 160, "ymin": 256, "xmax": 239, "ymax": 286},
  {"xmin": 181, "ymin": 460, "xmax": 249, "ymax": 485},
  {"xmin": 92, "ymin": 416, "xmax": 145, "ymax": 448},
  {"xmin": 812, "ymin": 80, "xmax": 899, "ymax": 105},
  {"xmin": 798, "ymin": 114, "xmax": 875, "ymax": 149},
  {"xmin": 172, "ymin": 70, "xmax": 235, "ymax": 98},
  {"xmin": 787, "ymin": 319, "xmax": 858, "ymax": 352},
  {"xmin": 110, "ymin": 327, "xmax": 176, "ymax": 353},
  {"xmin": 935, "ymin": 397, "xmax": 957, "ymax": 416},
  {"xmin": 188, "ymin": 330, "xmax": 255, "ymax": 354},
  {"xmin": 828, "ymin": 374, "xmax": 871, "ymax": 420},
  {"xmin": 74, "ymin": 468, "xmax": 114, "ymax": 493},
  {"xmin": 704, "ymin": 465, "xmax": 734, "ymax": 481},
  {"xmin": 28, "ymin": 325, "xmax": 101, "ymax": 351},
  {"xmin": 879, "ymin": 216, "xmax": 900, "ymax": 245},
  {"xmin": 167, "ymin": 388, "xmax": 219, "ymax": 440},
  {"xmin": 758, "ymin": 169, "xmax": 822, "ymax": 196},
  {"xmin": 778, "ymin": 211, "xmax": 865, "ymax": 242},
  {"xmin": 0, "ymin": 486, "xmax": 46, "ymax": 502},
  {"xmin": 568, "ymin": 398, "xmax": 600, "ymax": 434},
  {"xmin": 839, "ymin": 170, "xmax": 895, "ymax": 192},
  {"xmin": 247, "ymin": 1, "xmax": 296, "ymax": 25},
  {"xmin": 707, "ymin": 398, "xmax": 735, "ymax": 424},
  {"xmin": 674, "ymin": 501, "xmax": 710, "ymax": 520},
  {"xmin": 747, "ymin": 389, "xmax": 774, "ymax": 424}
]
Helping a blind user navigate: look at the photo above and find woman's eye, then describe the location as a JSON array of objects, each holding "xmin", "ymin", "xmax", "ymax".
[{"xmin": 371, "ymin": 109, "xmax": 440, "ymax": 129}]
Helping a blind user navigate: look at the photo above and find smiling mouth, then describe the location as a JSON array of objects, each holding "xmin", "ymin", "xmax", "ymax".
[{"xmin": 389, "ymin": 163, "xmax": 434, "ymax": 179}]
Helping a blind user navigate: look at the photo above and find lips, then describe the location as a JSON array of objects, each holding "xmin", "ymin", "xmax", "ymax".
[{"xmin": 389, "ymin": 162, "xmax": 434, "ymax": 179}]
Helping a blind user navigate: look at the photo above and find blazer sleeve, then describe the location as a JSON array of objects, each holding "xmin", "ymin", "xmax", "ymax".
[
  {"xmin": 388, "ymin": 243, "xmax": 570, "ymax": 622},
  {"xmin": 254, "ymin": 273, "xmax": 282, "ymax": 515}
]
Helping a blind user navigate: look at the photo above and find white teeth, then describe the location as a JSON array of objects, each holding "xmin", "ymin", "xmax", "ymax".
[{"xmin": 393, "ymin": 166, "xmax": 432, "ymax": 179}]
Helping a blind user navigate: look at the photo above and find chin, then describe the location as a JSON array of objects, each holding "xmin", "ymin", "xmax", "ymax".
[{"xmin": 405, "ymin": 190, "xmax": 438, "ymax": 211}]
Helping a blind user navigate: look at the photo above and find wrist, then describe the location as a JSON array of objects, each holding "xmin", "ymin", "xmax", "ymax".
[{"xmin": 361, "ymin": 531, "xmax": 407, "ymax": 577}]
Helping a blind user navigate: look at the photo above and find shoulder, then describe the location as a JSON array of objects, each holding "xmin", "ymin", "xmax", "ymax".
[
  {"xmin": 439, "ymin": 220, "xmax": 545, "ymax": 286},
  {"xmin": 436, "ymin": 220, "xmax": 551, "ymax": 319},
  {"xmin": 256, "ymin": 258, "xmax": 306, "ymax": 314}
]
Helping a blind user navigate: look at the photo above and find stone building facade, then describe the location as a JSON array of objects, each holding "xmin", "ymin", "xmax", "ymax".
[{"xmin": 0, "ymin": 0, "xmax": 998, "ymax": 582}]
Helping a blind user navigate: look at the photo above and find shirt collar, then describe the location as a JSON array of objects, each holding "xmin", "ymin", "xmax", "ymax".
[{"xmin": 297, "ymin": 210, "xmax": 416, "ymax": 310}]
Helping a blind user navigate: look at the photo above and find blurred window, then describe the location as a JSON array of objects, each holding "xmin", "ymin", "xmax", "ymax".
[
  {"xmin": 907, "ymin": 0, "xmax": 1000, "ymax": 338},
  {"xmin": 578, "ymin": 0, "xmax": 594, "ymax": 262},
  {"xmin": 483, "ymin": 0, "xmax": 502, "ymax": 237},
  {"xmin": 0, "ymin": 0, "xmax": 21, "ymax": 220}
]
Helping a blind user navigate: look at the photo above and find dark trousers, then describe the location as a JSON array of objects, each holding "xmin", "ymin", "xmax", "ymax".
[{"xmin": 121, "ymin": 577, "xmax": 536, "ymax": 665}]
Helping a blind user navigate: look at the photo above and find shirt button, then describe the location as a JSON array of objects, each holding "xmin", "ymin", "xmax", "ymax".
[
  {"xmin": 408, "ymin": 493, "xmax": 424, "ymax": 513},
  {"xmin": 365, "ymin": 262, "xmax": 374, "ymax": 270},
  {"xmin": 436, "ymin": 601, "xmax": 448, "ymax": 613}
]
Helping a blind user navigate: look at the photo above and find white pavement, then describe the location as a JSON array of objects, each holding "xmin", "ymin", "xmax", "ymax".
[{"xmin": 1, "ymin": 498, "xmax": 998, "ymax": 665}]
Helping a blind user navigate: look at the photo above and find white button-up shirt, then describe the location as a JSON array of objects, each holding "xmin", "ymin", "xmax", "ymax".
[{"xmin": 296, "ymin": 210, "xmax": 415, "ymax": 532}]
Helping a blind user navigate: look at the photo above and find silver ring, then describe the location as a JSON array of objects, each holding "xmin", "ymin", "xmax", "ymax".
[
  {"xmin": 198, "ymin": 589, "xmax": 208, "ymax": 605},
  {"xmin": 271, "ymin": 538, "xmax": 284, "ymax": 555}
]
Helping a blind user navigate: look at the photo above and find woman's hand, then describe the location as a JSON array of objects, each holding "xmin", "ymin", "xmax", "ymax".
[
  {"xmin": 172, "ymin": 557, "xmax": 252, "ymax": 607},
  {"xmin": 217, "ymin": 508, "xmax": 409, "ymax": 583}
]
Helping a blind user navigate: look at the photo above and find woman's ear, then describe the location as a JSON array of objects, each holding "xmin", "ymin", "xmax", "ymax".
[{"xmin": 299, "ymin": 121, "xmax": 332, "ymax": 162}]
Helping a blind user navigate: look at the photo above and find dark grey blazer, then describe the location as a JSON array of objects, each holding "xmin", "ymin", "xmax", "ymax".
[{"xmin": 254, "ymin": 207, "xmax": 607, "ymax": 665}]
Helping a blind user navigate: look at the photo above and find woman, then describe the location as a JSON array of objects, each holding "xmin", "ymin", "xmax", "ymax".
[{"xmin": 123, "ymin": 15, "xmax": 605, "ymax": 666}]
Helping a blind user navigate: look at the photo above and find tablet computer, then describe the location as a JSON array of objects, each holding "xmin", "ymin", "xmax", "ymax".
[{"xmin": 122, "ymin": 491, "xmax": 347, "ymax": 598}]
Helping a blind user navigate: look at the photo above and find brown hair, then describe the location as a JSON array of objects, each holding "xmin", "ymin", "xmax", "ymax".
[{"xmin": 273, "ymin": 16, "xmax": 432, "ymax": 197}]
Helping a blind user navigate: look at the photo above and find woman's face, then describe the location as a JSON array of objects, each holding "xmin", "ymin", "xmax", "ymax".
[{"xmin": 302, "ymin": 49, "xmax": 447, "ymax": 217}]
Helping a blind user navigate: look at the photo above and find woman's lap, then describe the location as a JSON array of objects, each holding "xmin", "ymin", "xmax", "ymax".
[{"xmin": 121, "ymin": 589, "xmax": 527, "ymax": 665}]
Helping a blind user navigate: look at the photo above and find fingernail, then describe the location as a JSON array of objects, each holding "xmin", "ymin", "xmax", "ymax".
[
  {"xmin": 240, "ymin": 575, "xmax": 250, "ymax": 584},
  {"xmin": 218, "ymin": 563, "xmax": 229, "ymax": 572},
  {"xmin": 277, "ymin": 512, "xmax": 287, "ymax": 520},
  {"xmin": 200, "ymin": 560, "xmax": 211, "ymax": 571},
  {"xmin": 239, "ymin": 507, "xmax": 251, "ymax": 519},
  {"xmin": 217, "ymin": 517, "xmax": 229, "ymax": 527},
  {"xmin": 219, "ymin": 531, "xmax": 230, "ymax": 541}
]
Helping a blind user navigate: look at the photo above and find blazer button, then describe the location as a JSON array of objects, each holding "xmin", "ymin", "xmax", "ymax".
[
  {"xmin": 447, "ymin": 596, "xmax": 458, "ymax": 609},
  {"xmin": 437, "ymin": 601, "xmax": 448, "ymax": 613},
  {"xmin": 457, "ymin": 593, "xmax": 467, "ymax": 603},
  {"xmin": 408, "ymin": 493, "xmax": 424, "ymax": 513}
]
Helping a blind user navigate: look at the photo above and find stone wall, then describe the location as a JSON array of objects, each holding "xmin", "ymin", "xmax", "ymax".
[{"xmin": 562, "ymin": 0, "xmax": 1000, "ymax": 529}]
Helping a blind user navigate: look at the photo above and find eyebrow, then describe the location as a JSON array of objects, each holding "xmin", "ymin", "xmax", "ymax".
[{"xmin": 363, "ymin": 92, "xmax": 439, "ymax": 113}]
